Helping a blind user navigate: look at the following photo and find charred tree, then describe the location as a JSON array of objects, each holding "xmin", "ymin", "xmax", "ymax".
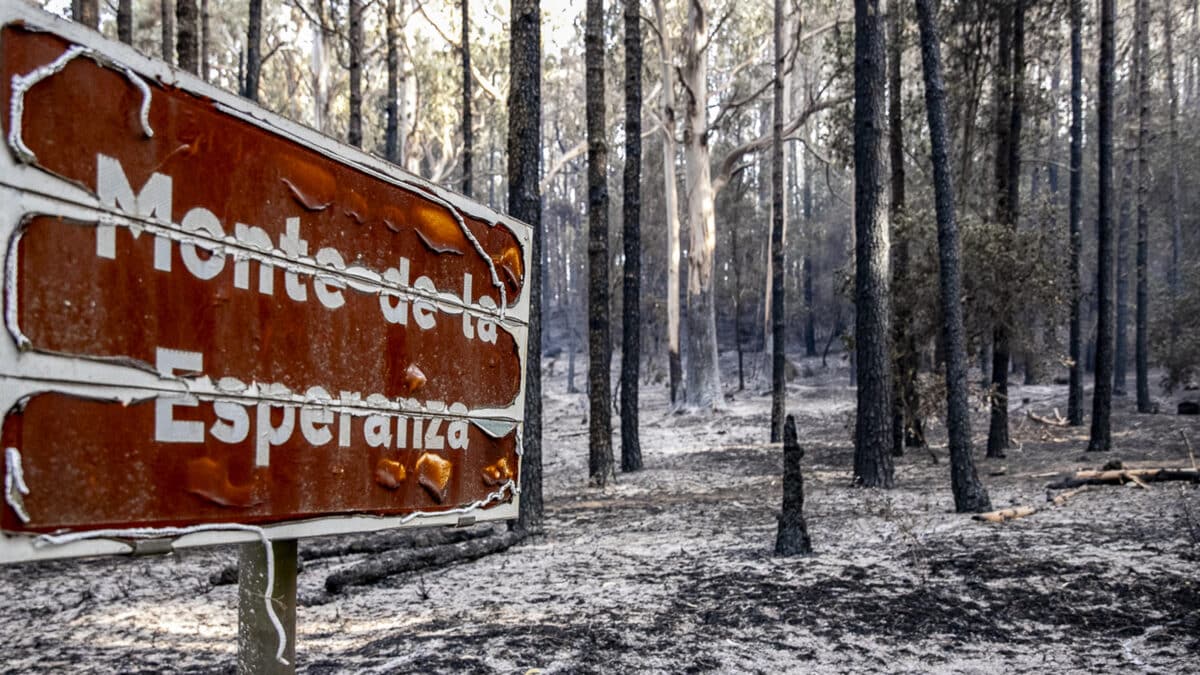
[
  {"xmin": 888, "ymin": 0, "xmax": 923, "ymax": 457},
  {"xmin": 1134, "ymin": 0, "xmax": 1151, "ymax": 413},
  {"xmin": 620, "ymin": 0, "xmax": 643, "ymax": 472},
  {"xmin": 385, "ymin": 0, "xmax": 400, "ymax": 162},
  {"xmin": 1067, "ymin": 0, "xmax": 1084, "ymax": 426},
  {"xmin": 348, "ymin": 0, "xmax": 364, "ymax": 147},
  {"xmin": 176, "ymin": 0, "xmax": 198, "ymax": 75},
  {"xmin": 1115, "ymin": 28, "xmax": 1137, "ymax": 398},
  {"xmin": 774, "ymin": 416, "xmax": 813, "ymax": 555},
  {"xmin": 987, "ymin": 0, "xmax": 1024, "ymax": 459},
  {"xmin": 769, "ymin": 0, "xmax": 787, "ymax": 442},
  {"xmin": 852, "ymin": 0, "xmax": 895, "ymax": 489},
  {"xmin": 1089, "ymin": 0, "xmax": 1116, "ymax": 453},
  {"xmin": 586, "ymin": 0, "xmax": 614, "ymax": 487},
  {"xmin": 118, "ymin": 0, "xmax": 132, "ymax": 44},
  {"xmin": 161, "ymin": 0, "xmax": 175, "ymax": 66},
  {"xmin": 803, "ymin": 151, "xmax": 816, "ymax": 358},
  {"xmin": 1164, "ymin": 0, "xmax": 1183, "ymax": 354},
  {"xmin": 509, "ymin": 0, "xmax": 543, "ymax": 532},
  {"xmin": 462, "ymin": 0, "xmax": 473, "ymax": 196},
  {"xmin": 73, "ymin": 0, "xmax": 99, "ymax": 29},
  {"xmin": 244, "ymin": 0, "xmax": 264, "ymax": 101},
  {"xmin": 915, "ymin": 0, "xmax": 991, "ymax": 513},
  {"xmin": 200, "ymin": 0, "xmax": 210, "ymax": 80}
]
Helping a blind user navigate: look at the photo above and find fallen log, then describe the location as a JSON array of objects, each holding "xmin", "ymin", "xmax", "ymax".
[
  {"xmin": 1047, "ymin": 468, "xmax": 1200, "ymax": 490},
  {"xmin": 1027, "ymin": 409, "xmax": 1068, "ymax": 427},
  {"xmin": 973, "ymin": 486, "xmax": 1093, "ymax": 523},
  {"xmin": 324, "ymin": 530, "xmax": 525, "ymax": 594}
]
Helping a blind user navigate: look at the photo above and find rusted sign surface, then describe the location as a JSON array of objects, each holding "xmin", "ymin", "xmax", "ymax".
[{"xmin": 0, "ymin": 7, "xmax": 528, "ymax": 560}]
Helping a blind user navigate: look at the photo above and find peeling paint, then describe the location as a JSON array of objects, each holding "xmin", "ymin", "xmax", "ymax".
[{"xmin": 4, "ymin": 447, "xmax": 29, "ymax": 523}]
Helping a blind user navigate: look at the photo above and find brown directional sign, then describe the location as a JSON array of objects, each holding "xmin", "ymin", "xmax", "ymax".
[{"xmin": 0, "ymin": 10, "xmax": 528, "ymax": 559}]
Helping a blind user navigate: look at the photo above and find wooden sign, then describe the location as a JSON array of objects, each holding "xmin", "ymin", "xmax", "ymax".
[{"xmin": 0, "ymin": 4, "xmax": 529, "ymax": 562}]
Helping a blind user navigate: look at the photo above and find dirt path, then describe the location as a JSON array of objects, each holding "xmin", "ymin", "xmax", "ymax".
[{"xmin": 1, "ymin": 356, "xmax": 1197, "ymax": 673}]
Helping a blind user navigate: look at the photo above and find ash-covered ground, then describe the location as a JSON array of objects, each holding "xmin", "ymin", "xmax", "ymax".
[{"xmin": 1, "ymin": 355, "xmax": 1198, "ymax": 673}]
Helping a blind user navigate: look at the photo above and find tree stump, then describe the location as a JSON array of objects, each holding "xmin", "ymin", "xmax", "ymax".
[{"xmin": 775, "ymin": 415, "xmax": 813, "ymax": 555}]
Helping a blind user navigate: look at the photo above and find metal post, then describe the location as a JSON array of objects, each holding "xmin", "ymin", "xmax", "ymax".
[{"xmin": 237, "ymin": 539, "xmax": 297, "ymax": 674}]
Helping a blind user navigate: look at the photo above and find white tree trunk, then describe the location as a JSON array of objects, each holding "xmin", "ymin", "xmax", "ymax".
[
  {"xmin": 652, "ymin": 0, "xmax": 683, "ymax": 403},
  {"xmin": 681, "ymin": 0, "xmax": 722, "ymax": 409}
]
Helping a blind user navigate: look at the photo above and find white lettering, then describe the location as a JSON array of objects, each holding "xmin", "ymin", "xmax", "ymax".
[
  {"xmin": 96, "ymin": 154, "xmax": 172, "ymax": 270},
  {"xmin": 211, "ymin": 401, "xmax": 250, "ymax": 444},
  {"xmin": 154, "ymin": 348, "xmax": 204, "ymax": 443},
  {"xmin": 233, "ymin": 223, "xmax": 275, "ymax": 294},
  {"xmin": 179, "ymin": 207, "xmax": 226, "ymax": 280},
  {"xmin": 255, "ymin": 403, "xmax": 295, "ymax": 467}
]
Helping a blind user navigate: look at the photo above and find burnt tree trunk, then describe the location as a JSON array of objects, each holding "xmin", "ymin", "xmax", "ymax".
[
  {"xmin": 385, "ymin": 0, "xmax": 399, "ymax": 162},
  {"xmin": 1115, "ymin": 27, "xmax": 1137, "ymax": 398},
  {"xmin": 348, "ymin": 0, "xmax": 364, "ymax": 148},
  {"xmin": 915, "ymin": 0, "xmax": 991, "ymax": 513},
  {"xmin": 988, "ymin": 0, "xmax": 1024, "ymax": 459},
  {"xmin": 1134, "ymin": 0, "xmax": 1151, "ymax": 413},
  {"xmin": 176, "ymin": 0, "xmax": 199, "ymax": 75},
  {"xmin": 620, "ymin": 0, "xmax": 643, "ymax": 472},
  {"xmin": 244, "ymin": 0, "xmax": 264, "ymax": 101},
  {"xmin": 769, "ymin": 0, "xmax": 786, "ymax": 442},
  {"xmin": 118, "ymin": 0, "xmax": 133, "ymax": 44},
  {"xmin": 74, "ymin": 0, "xmax": 99, "ymax": 29},
  {"xmin": 852, "ymin": 0, "xmax": 895, "ymax": 488},
  {"xmin": 803, "ymin": 151, "xmax": 816, "ymax": 358},
  {"xmin": 1067, "ymin": 0, "xmax": 1084, "ymax": 426},
  {"xmin": 509, "ymin": 0, "xmax": 543, "ymax": 532},
  {"xmin": 461, "ymin": 0, "xmax": 473, "ymax": 196},
  {"xmin": 1089, "ymin": 0, "xmax": 1116, "ymax": 453},
  {"xmin": 774, "ymin": 416, "xmax": 813, "ymax": 555},
  {"xmin": 586, "ymin": 0, "xmax": 614, "ymax": 487},
  {"xmin": 1164, "ymin": 0, "xmax": 1183, "ymax": 355},
  {"xmin": 161, "ymin": 0, "xmax": 175, "ymax": 66},
  {"xmin": 200, "ymin": 0, "xmax": 210, "ymax": 80}
]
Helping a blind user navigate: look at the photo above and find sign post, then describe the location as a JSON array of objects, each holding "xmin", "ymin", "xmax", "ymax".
[{"xmin": 0, "ymin": 3, "xmax": 529, "ymax": 668}]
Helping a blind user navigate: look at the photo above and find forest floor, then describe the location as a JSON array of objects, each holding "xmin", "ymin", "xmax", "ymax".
[{"xmin": 1, "ymin": 354, "xmax": 1198, "ymax": 673}]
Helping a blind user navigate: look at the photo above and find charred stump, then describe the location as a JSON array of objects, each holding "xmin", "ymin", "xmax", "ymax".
[{"xmin": 775, "ymin": 415, "xmax": 812, "ymax": 555}]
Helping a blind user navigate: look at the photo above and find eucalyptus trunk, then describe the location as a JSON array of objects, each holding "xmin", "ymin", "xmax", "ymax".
[
  {"xmin": 769, "ymin": 0, "xmax": 787, "ymax": 442},
  {"xmin": 651, "ymin": 0, "xmax": 683, "ymax": 405},
  {"xmin": 176, "ymin": 0, "xmax": 199, "ymax": 75},
  {"xmin": 462, "ymin": 0, "xmax": 473, "ymax": 196}
]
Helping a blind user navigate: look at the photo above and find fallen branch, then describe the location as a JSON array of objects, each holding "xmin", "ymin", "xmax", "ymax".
[
  {"xmin": 1027, "ymin": 409, "xmax": 1068, "ymax": 427},
  {"xmin": 1046, "ymin": 468, "xmax": 1200, "ymax": 490},
  {"xmin": 973, "ymin": 486, "xmax": 1092, "ymax": 523},
  {"xmin": 324, "ymin": 530, "xmax": 525, "ymax": 594},
  {"xmin": 1182, "ymin": 431, "xmax": 1197, "ymax": 470}
]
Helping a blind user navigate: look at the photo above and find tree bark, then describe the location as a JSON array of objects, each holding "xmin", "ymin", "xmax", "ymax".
[
  {"xmin": 74, "ymin": 0, "xmax": 99, "ymax": 29},
  {"xmin": 769, "ymin": 0, "xmax": 787, "ymax": 442},
  {"xmin": 1088, "ymin": 0, "xmax": 1116, "ymax": 453},
  {"xmin": 620, "ymin": 0, "xmax": 643, "ymax": 472},
  {"xmin": 508, "ymin": 0, "xmax": 543, "ymax": 532},
  {"xmin": 681, "ymin": 0, "xmax": 723, "ymax": 410},
  {"xmin": 774, "ymin": 416, "xmax": 812, "ymax": 555},
  {"xmin": 1115, "ymin": 31, "xmax": 1137, "ymax": 397},
  {"xmin": 651, "ymin": 0, "xmax": 683, "ymax": 405},
  {"xmin": 161, "ymin": 0, "xmax": 175, "ymax": 66},
  {"xmin": 1067, "ymin": 0, "xmax": 1084, "ymax": 426},
  {"xmin": 200, "ymin": 0, "xmax": 210, "ymax": 81},
  {"xmin": 118, "ymin": 0, "xmax": 133, "ymax": 44},
  {"xmin": 325, "ymin": 531, "xmax": 524, "ymax": 593},
  {"xmin": 586, "ymin": 0, "xmax": 614, "ymax": 487},
  {"xmin": 244, "ymin": 0, "xmax": 264, "ymax": 101},
  {"xmin": 1134, "ymin": 0, "xmax": 1151, "ymax": 413},
  {"xmin": 987, "ymin": 0, "xmax": 1024, "ymax": 459},
  {"xmin": 803, "ymin": 149, "xmax": 816, "ymax": 358},
  {"xmin": 1164, "ymin": 0, "xmax": 1183, "ymax": 358},
  {"xmin": 462, "ymin": 0, "xmax": 473, "ymax": 196},
  {"xmin": 914, "ymin": 0, "xmax": 991, "ymax": 513},
  {"xmin": 385, "ymin": 0, "xmax": 400, "ymax": 161},
  {"xmin": 348, "ymin": 0, "xmax": 364, "ymax": 148},
  {"xmin": 852, "ymin": 0, "xmax": 895, "ymax": 488},
  {"xmin": 176, "ymin": 0, "xmax": 198, "ymax": 75}
]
